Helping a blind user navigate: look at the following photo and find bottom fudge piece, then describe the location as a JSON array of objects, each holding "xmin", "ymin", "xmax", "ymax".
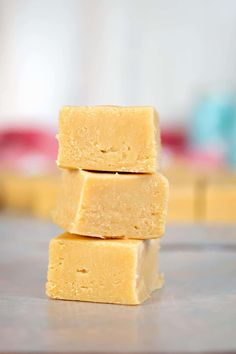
[{"xmin": 46, "ymin": 233, "xmax": 164, "ymax": 305}]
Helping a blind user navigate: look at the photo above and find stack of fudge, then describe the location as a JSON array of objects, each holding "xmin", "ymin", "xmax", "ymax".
[{"xmin": 46, "ymin": 106, "xmax": 169, "ymax": 305}]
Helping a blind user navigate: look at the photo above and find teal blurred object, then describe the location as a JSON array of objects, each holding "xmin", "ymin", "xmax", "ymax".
[{"xmin": 190, "ymin": 93, "xmax": 236, "ymax": 167}]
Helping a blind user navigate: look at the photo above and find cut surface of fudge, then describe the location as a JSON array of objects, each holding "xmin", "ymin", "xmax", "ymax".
[
  {"xmin": 53, "ymin": 170, "xmax": 169, "ymax": 239},
  {"xmin": 46, "ymin": 233, "xmax": 164, "ymax": 305},
  {"xmin": 57, "ymin": 106, "xmax": 160, "ymax": 173}
]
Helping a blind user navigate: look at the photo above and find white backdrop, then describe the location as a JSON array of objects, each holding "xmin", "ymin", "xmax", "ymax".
[{"xmin": 0, "ymin": 0, "xmax": 236, "ymax": 127}]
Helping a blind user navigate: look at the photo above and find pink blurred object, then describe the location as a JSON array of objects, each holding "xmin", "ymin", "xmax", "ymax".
[
  {"xmin": 0, "ymin": 127, "xmax": 57, "ymax": 173},
  {"xmin": 161, "ymin": 128, "xmax": 187, "ymax": 155},
  {"xmin": 183, "ymin": 148, "xmax": 226, "ymax": 171},
  {"xmin": 161, "ymin": 127, "xmax": 225, "ymax": 171}
]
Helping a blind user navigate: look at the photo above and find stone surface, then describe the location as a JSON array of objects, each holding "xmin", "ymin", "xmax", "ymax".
[{"xmin": 1, "ymin": 215, "xmax": 236, "ymax": 354}]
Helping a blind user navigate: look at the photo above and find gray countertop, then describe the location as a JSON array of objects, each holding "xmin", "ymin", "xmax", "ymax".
[{"xmin": 0, "ymin": 214, "xmax": 236, "ymax": 354}]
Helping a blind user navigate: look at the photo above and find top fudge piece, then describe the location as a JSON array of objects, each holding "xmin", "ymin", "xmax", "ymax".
[{"xmin": 57, "ymin": 106, "xmax": 160, "ymax": 173}]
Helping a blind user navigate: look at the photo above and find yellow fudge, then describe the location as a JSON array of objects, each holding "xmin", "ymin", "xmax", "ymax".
[
  {"xmin": 32, "ymin": 175, "xmax": 60, "ymax": 219},
  {"xmin": 0, "ymin": 174, "xmax": 4, "ymax": 209},
  {"xmin": 164, "ymin": 164, "xmax": 206, "ymax": 222},
  {"xmin": 195, "ymin": 179, "xmax": 206, "ymax": 222},
  {"xmin": 46, "ymin": 233, "xmax": 164, "ymax": 305},
  {"xmin": 53, "ymin": 170, "xmax": 169, "ymax": 239},
  {"xmin": 167, "ymin": 183, "xmax": 196, "ymax": 222},
  {"xmin": 205, "ymin": 181, "xmax": 236, "ymax": 223},
  {"xmin": 1, "ymin": 173, "xmax": 36, "ymax": 212},
  {"xmin": 57, "ymin": 106, "xmax": 160, "ymax": 173}
]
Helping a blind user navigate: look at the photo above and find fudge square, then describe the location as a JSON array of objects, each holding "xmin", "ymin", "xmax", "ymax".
[
  {"xmin": 57, "ymin": 106, "xmax": 160, "ymax": 173},
  {"xmin": 205, "ymin": 181, "xmax": 236, "ymax": 222},
  {"xmin": 167, "ymin": 183, "xmax": 196, "ymax": 223},
  {"xmin": 46, "ymin": 233, "xmax": 164, "ymax": 305},
  {"xmin": 53, "ymin": 169, "xmax": 169, "ymax": 239}
]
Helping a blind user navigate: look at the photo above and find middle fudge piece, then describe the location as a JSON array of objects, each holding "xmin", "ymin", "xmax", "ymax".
[{"xmin": 53, "ymin": 170, "xmax": 169, "ymax": 239}]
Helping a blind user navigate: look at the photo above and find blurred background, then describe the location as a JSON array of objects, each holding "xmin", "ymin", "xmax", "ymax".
[{"xmin": 0, "ymin": 0, "xmax": 236, "ymax": 223}]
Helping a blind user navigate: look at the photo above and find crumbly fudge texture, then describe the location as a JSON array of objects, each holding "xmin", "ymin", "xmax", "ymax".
[
  {"xmin": 57, "ymin": 106, "xmax": 160, "ymax": 173},
  {"xmin": 53, "ymin": 170, "xmax": 169, "ymax": 239}
]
